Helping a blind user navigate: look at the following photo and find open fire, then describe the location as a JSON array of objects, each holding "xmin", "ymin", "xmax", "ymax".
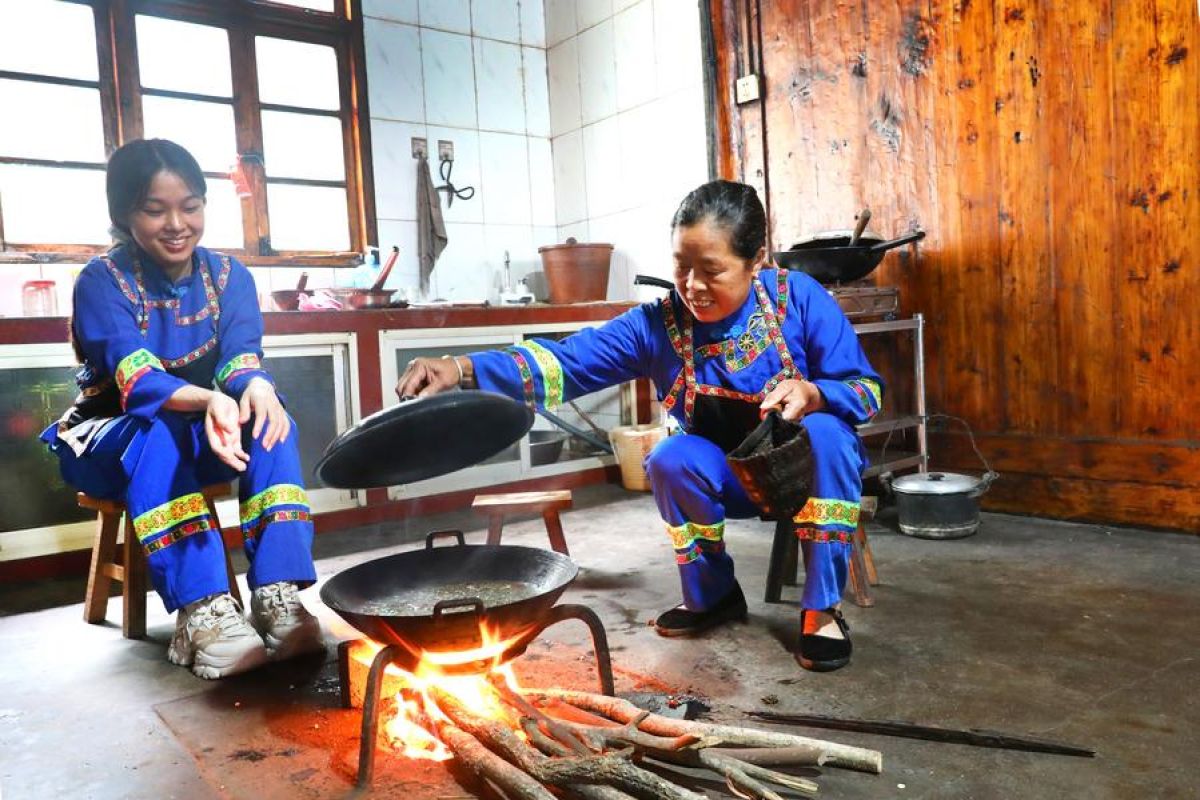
[
  {"xmin": 340, "ymin": 622, "xmax": 885, "ymax": 798},
  {"xmin": 346, "ymin": 626, "xmax": 529, "ymax": 762}
]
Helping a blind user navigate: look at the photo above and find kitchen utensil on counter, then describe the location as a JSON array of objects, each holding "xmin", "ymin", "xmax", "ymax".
[
  {"xmin": 773, "ymin": 229, "xmax": 926, "ymax": 284},
  {"xmin": 314, "ymin": 390, "xmax": 534, "ymax": 489},
  {"xmin": 880, "ymin": 414, "xmax": 997, "ymax": 539},
  {"xmin": 271, "ymin": 271, "xmax": 310, "ymax": 311},
  {"xmin": 21, "ymin": 280, "xmax": 58, "ymax": 317},
  {"xmin": 539, "ymin": 238, "xmax": 612, "ymax": 304},
  {"xmin": 334, "ymin": 246, "xmax": 400, "ymax": 309}
]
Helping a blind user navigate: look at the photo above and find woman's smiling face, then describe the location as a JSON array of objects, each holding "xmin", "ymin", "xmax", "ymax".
[
  {"xmin": 671, "ymin": 218, "xmax": 759, "ymax": 323},
  {"xmin": 128, "ymin": 169, "xmax": 205, "ymax": 275}
]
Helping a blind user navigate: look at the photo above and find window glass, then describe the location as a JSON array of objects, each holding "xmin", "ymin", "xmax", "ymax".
[
  {"xmin": 0, "ymin": 80, "xmax": 105, "ymax": 162},
  {"xmin": 266, "ymin": 184, "xmax": 349, "ymax": 251},
  {"xmin": 263, "ymin": 0, "xmax": 336, "ymax": 11},
  {"xmin": 0, "ymin": 1, "xmax": 99, "ymax": 81},
  {"xmin": 256, "ymin": 37, "xmax": 340, "ymax": 110},
  {"xmin": 0, "ymin": 165, "xmax": 108, "ymax": 245},
  {"xmin": 136, "ymin": 15, "xmax": 232, "ymax": 97},
  {"xmin": 142, "ymin": 96, "xmax": 238, "ymax": 173},
  {"xmin": 262, "ymin": 111, "xmax": 345, "ymax": 181},
  {"xmin": 201, "ymin": 178, "xmax": 246, "ymax": 251}
]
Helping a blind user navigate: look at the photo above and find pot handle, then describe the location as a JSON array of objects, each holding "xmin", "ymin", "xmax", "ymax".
[
  {"xmin": 433, "ymin": 597, "xmax": 485, "ymax": 621},
  {"xmin": 868, "ymin": 230, "xmax": 926, "ymax": 252},
  {"xmin": 425, "ymin": 529, "xmax": 466, "ymax": 549},
  {"xmin": 969, "ymin": 470, "xmax": 999, "ymax": 498},
  {"xmin": 927, "ymin": 414, "xmax": 998, "ymax": 489}
]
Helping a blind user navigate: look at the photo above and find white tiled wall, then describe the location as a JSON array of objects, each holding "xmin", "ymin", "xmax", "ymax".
[
  {"xmin": 332, "ymin": 0, "xmax": 555, "ymax": 303},
  {"xmin": 547, "ymin": 0, "xmax": 709, "ymax": 301}
]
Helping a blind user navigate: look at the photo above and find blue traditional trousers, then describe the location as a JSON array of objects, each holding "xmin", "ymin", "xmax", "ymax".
[
  {"xmin": 49, "ymin": 412, "xmax": 316, "ymax": 612},
  {"xmin": 644, "ymin": 412, "xmax": 863, "ymax": 612}
]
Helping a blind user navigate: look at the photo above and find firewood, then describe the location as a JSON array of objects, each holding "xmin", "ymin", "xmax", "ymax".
[
  {"xmin": 525, "ymin": 689, "xmax": 883, "ymax": 775},
  {"xmin": 430, "ymin": 686, "xmax": 707, "ymax": 800},
  {"xmin": 520, "ymin": 719, "xmax": 640, "ymax": 800}
]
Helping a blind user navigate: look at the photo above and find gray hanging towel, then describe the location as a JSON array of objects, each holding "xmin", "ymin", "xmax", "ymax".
[{"xmin": 417, "ymin": 155, "xmax": 448, "ymax": 296}]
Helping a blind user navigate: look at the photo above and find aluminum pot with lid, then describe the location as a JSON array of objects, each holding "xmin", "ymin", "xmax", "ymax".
[
  {"xmin": 884, "ymin": 470, "xmax": 997, "ymax": 539},
  {"xmin": 879, "ymin": 413, "xmax": 997, "ymax": 539}
]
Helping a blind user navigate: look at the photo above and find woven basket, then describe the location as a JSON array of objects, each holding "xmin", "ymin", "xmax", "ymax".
[
  {"xmin": 608, "ymin": 424, "xmax": 668, "ymax": 491},
  {"xmin": 726, "ymin": 412, "xmax": 813, "ymax": 517}
]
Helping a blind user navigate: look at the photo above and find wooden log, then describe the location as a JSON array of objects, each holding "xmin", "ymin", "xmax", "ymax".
[
  {"xmin": 526, "ymin": 689, "xmax": 882, "ymax": 775},
  {"xmin": 705, "ymin": 746, "xmax": 829, "ymax": 767}
]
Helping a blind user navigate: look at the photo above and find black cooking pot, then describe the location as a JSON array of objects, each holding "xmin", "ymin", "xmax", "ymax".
[
  {"xmin": 773, "ymin": 230, "xmax": 926, "ymax": 284},
  {"xmin": 320, "ymin": 530, "xmax": 578, "ymax": 655}
]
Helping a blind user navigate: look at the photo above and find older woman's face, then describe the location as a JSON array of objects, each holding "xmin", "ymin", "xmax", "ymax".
[{"xmin": 671, "ymin": 219, "xmax": 758, "ymax": 323}]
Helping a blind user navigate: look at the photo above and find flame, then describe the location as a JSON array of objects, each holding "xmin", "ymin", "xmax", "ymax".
[{"xmin": 350, "ymin": 624, "xmax": 529, "ymax": 761}]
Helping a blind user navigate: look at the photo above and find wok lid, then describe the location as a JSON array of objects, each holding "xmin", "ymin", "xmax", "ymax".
[{"xmin": 315, "ymin": 390, "xmax": 534, "ymax": 488}]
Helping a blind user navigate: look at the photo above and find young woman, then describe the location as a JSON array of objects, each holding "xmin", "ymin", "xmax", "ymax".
[
  {"xmin": 41, "ymin": 139, "xmax": 322, "ymax": 679},
  {"xmin": 397, "ymin": 180, "xmax": 881, "ymax": 672}
]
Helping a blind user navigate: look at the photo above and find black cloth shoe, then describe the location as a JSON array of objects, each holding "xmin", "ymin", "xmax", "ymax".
[
  {"xmin": 796, "ymin": 607, "xmax": 852, "ymax": 672},
  {"xmin": 654, "ymin": 582, "xmax": 748, "ymax": 638}
]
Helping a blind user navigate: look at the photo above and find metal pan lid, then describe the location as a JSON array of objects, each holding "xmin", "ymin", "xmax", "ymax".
[
  {"xmin": 315, "ymin": 390, "xmax": 534, "ymax": 488},
  {"xmin": 891, "ymin": 471, "xmax": 983, "ymax": 495}
]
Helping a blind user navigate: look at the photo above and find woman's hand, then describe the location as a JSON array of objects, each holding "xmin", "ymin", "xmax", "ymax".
[
  {"xmin": 205, "ymin": 392, "xmax": 250, "ymax": 471},
  {"xmin": 760, "ymin": 378, "xmax": 825, "ymax": 421},
  {"xmin": 239, "ymin": 377, "xmax": 290, "ymax": 451},
  {"xmin": 395, "ymin": 356, "xmax": 464, "ymax": 399}
]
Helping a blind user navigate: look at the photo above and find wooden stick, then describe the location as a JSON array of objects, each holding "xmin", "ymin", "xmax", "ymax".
[
  {"xmin": 526, "ymin": 690, "xmax": 883, "ymax": 775},
  {"xmin": 706, "ymin": 746, "xmax": 829, "ymax": 767}
]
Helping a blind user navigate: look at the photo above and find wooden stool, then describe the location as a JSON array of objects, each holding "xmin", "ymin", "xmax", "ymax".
[
  {"xmin": 472, "ymin": 490, "xmax": 573, "ymax": 556},
  {"xmin": 80, "ymin": 483, "xmax": 240, "ymax": 639},
  {"xmin": 764, "ymin": 496, "xmax": 880, "ymax": 607}
]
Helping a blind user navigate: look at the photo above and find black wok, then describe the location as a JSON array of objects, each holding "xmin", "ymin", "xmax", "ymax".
[
  {"xmin": 773, "ymin": 230, "xmax": 926, "ymax": 284},
  {"xmin": 320, "ymin": 530, "xmax": 578, "ymax": 655}
]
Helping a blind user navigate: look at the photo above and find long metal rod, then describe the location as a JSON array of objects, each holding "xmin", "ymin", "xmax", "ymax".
[
  {"xmin": 748, "ymin": 711, "xmax": 1096, "ymax": 758},
  {"xmin": 535, "ymin": 408, "xmax": 613, "ymax": 455},
  {"xmin": 914, "ymin": 313, "xmax": 928, "ymax": 472}
]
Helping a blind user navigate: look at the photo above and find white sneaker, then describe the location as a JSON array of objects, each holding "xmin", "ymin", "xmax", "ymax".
[
  {"xmin": 250, "ymin": 581, "xmax": 324, "ymax": 660},
  {"xmin": 167, "ymin": 593, "xmax": 271, "ymax": 680}
]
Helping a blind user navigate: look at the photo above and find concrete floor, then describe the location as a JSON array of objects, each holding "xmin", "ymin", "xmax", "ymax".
[{"xmin": 2, "ymin": 483, "xmax": 1199, "ymax": 799}]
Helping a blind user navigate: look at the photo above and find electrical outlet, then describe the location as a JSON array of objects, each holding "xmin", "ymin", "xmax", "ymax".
[
  {"xmin": 735, "ymin": 74, "xmax": 760, "ymax": 104},
  {"xmin": 438, "ymin": 140, "xmax": 454, "ymax": 161}
]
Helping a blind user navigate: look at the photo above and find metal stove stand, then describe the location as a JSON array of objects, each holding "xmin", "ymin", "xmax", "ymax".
[{"xmin": 343, "ymin": 603, "xmax": 615, "ymax": 787}]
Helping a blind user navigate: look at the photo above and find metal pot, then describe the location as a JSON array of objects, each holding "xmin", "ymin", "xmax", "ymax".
[{"xmin": 884, "ymin": 470, "xmax": 997, "ymax": 539}]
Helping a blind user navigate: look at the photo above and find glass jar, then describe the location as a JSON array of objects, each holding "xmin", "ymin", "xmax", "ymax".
[{"xmin": 22, "ymin": 280, "xmax": 58, "ymax": 317}]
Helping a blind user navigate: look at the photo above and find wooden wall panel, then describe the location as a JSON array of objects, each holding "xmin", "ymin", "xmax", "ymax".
[{"xmin": 713, "ymin": 0, "xmax": 1200, "ymax": 530}]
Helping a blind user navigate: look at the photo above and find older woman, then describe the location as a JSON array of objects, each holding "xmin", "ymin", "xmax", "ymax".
[
  {"xmin": 397, "ymin": 180, "xmax": 881, "ymax": 672},
  {"xmin": 41, "ymin": 139, "xmax": 322, "ymax": 679}
]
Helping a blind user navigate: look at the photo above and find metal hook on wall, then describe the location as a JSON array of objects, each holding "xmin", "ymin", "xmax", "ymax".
[{"xmin": 436, "ymin": 156, "xmax": 475, "ymax": 207}]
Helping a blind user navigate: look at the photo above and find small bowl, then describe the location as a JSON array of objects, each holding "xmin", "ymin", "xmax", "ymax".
[{"xmin": 271, "ymin": 290, "xmax": 304, "ymax": 311}]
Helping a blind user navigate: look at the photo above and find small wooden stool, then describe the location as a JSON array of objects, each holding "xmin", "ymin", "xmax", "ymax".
[
  {"xmin": 80, "ymin": 483, "xmax": 240, "ymax": 639},
  {"xmin": 764, "ymin": 496, "xmax": 880, "ymax": 607},
  {"xmin": 472, "ymin": 490, "xmax": 573, "ymax": 555}
]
